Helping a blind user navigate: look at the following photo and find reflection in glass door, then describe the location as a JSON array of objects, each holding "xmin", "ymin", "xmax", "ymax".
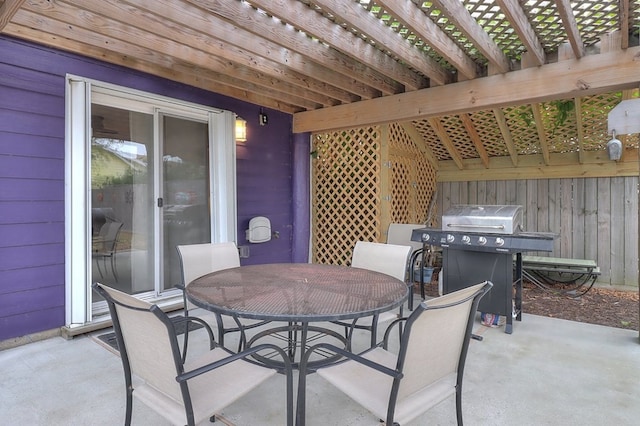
[
  {"xmin": 90, "ymin": 108, "xmax": 213, "ymax": 296},
  {"xmin": 90, "ymin": 104, "xmax": 155, "ymax": 296},
  {"xmin": 161, "ymin": 115, "xmax": 211, "ymax": 291}
]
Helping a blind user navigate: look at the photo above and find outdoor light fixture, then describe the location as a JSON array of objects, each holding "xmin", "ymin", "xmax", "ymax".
[
  {"xmin": 607, "ymin": 130, "xmax": 622, "ymax": 161},
  {"xmin": 235, "ymin": 116, "xmax": 247, "ymax": 142}
]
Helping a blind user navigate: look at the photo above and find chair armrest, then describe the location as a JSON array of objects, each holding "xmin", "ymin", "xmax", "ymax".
[
  {"xmin": 381, "ymin": 317, "xmax": 408, "ymax": 349},
  {"xmin": 171, "ymin": 315, "xmax": 216, "ymax": 349},
  {"xmin": 300, "ymin": 342, "xmax": 402, "ymax": 379},
  {"xmin": 175, "ymin": 283, "xmax": 186, "ymax": 291},
  {"xmin": 177, "ymin": 343, "xmax": 293, "ymax": 382}
]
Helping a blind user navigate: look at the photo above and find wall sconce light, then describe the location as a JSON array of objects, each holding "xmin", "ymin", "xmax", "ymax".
[
  {"xmin": 235, "ymin": 117, "xmax": 247, "ymax": 142},
  {"xmin": 607, "ymin": 130, "xmax": 622, "ymax": 161}
]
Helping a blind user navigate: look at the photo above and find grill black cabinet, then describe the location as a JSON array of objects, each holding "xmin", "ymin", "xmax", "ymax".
[{"xmin": 411, "ymin": 228, "xmax": 555, "ymax": 334}]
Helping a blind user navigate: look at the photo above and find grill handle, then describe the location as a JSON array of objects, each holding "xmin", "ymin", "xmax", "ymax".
[{"xmin": 445, "ymin": 223, "xmax": 505, "ymax": 230}]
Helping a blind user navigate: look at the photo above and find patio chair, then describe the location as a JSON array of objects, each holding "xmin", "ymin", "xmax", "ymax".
[
  {"xmin": 339, "ymin": 241, "xmax": 412, "ymax": 347},
  {"xmin": 92, "ymin": 282, "xmax": 293, "ymax": 426},
  {"xmin": 92, "ymin": 221, "xmax": 123, "ymax": 282},
  {"xmin": 297, "ymin": 281, "xmax": 493, "ymax": 426},
  {"xmin": 177, "ymin": 242, "xmax": 268, "ymax": 353},
  {"xmin": 386, "ymin": 223, "xmax": 427, "ymax": 310}
]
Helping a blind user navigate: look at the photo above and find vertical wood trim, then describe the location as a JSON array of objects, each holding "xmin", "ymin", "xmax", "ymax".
[
  {"xmin": 610, "ymin": 176, "xmax": 625, "ymax": 285},
  {"xmin": 624, "ymin": 177, "xmax": 639, "ymax": 285},
  {"xmin": 380, "ymin": 124, "xmax": 391, "ymax": 239},
  {"xmin": 560, "ymin": 179, "xmax": 573, "ymax": 258},
  {"xmin": 572, "ymin": 178, "xmax": 586, "ymax": 259},
  {"xmin": 597, "ymin": 178, "xmax": 612, "ymax": 281}
]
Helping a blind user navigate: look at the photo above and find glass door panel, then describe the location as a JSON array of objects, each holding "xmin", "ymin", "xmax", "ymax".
[
  {"xmin": 91, "ymin": 104, "xmax": 154, "ymax": 296},
  {"xmin": 161, "ymin": 115, "xmax": 211, "ymax": 291}
]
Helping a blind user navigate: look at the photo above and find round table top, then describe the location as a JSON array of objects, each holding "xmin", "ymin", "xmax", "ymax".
[{"xmin": 186, "ymin": 263, "xmax": 408, "ymax": 322}]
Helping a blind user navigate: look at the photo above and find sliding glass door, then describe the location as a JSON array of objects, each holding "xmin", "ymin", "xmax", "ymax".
[{"xmin": 65, "ymin": 76, "xmax": 237, "ymax": 326}]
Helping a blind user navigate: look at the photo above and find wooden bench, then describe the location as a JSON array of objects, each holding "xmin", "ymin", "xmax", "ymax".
[{"xmin": 520, "ymin": 255, "xmax": 600, "ymax": 295}]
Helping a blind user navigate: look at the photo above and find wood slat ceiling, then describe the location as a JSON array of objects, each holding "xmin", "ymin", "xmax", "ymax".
[{"xmin": 2, "ymin": 0, "xmax": 640, "ymax": 179}]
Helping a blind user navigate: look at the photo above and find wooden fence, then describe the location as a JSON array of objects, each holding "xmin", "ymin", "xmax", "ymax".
[{"xmin": 437, "ymin": 177, "xmax": 639, "ymax": 287}]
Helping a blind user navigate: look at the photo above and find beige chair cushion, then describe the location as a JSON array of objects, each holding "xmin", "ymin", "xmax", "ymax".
[{"xmin": 134, "ymin": 347, "xmax": 277, "ymax": 425}]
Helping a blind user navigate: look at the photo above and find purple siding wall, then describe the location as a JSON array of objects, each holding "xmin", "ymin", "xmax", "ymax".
[{"xmin": 0, "ymin": 36, "xmax": 308, "ymax": 341}]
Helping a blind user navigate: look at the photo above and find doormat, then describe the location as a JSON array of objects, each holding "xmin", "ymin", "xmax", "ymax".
[{"xmin": 97, "ymin": 317, "xmax": 204, "ymax": 352}]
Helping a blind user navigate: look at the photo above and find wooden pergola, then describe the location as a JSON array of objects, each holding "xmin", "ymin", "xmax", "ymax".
[{"xmin": 1, "ymin": 0, "xmax": 638, "ymax": 180}]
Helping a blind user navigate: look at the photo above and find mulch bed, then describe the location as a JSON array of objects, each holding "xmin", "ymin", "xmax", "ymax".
[{"xmin": 415, "ymin": 275, "xmax": 639, "ymax": 331}]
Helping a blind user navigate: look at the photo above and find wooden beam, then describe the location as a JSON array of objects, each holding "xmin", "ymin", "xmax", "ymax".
[
  {"xmin": 5, "ymin": 22, "xmax": 304, "ymax": 113},
  {"xmin": 495, "ymin": 0, "xmax": 546, "ymax": 66},
  {"xmin": 427, "ymin": 118, "xmax": 464, "ymax": 169},
  {"xmin": 192, "ymin": 0, "xmax": 399, "ymax": 98},
  {"xmin": 0, "ymin": 0, "xmax": 25, "ymax": 31},
  {"xmin": 574, "ymin": 97, "xmax": 586, "ymax": 163},
  {"xmin": 400, "ymin": 122, "xmax": 439, "ymax": 170},
  {"xmin": 531, "ymin": 103, "xmax": 550, "ymax": 165},
  {"xmin": 57, "ymin": 0, "xmax": 356, "ymax": 105},
  {"xmin": 431, "ymin": 0, "xmax": 510, "ymax": 74},
  {"xmin": 248, "ymin": 0, "xmax": 427, "ymax": 91},
  {"xmin": 620, "ymin": 0, "xmax": 630, "ymax": 49},
  {"xmin": 375, "ymin": 0, "xmax": 478, "ymax": 80},
  {"xmin": 437, "ymin": 150, "xmax": 640, "ymax": 182},
  {"xmin": 293, "ymin": 47, "xmax": 640, "ymax": 133},
  {"xmin": 311, "ymin": 0, "xmax": 451, "ymax": 86},
  {"xmin": 555, "ymin": 0, "xmax": 584, "ymax": 58},
  {"xmin": 460, "ymin": 113, "xmax": 490, "ymax": 168},
  {"xmin": 493, "ymin": 108, "xmax": 518, "ymax": 166}
]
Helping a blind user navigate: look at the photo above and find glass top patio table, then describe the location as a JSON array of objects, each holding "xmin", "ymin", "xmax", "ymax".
[{"xmin": 186, "ymin": 263, "xmax": 409, "ymax": 323}]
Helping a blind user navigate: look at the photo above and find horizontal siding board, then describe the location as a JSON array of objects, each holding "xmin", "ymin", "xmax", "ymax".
[
  {"xmin": 0, "ymin": 62, "xmax": 64, "ymax": 97},
  {"xmin": 0, "ymin": 109, "xmax": 64, "ymax": 137},
  {"xmin": 0, "ymin": 223, "xmax": 64, "ymax": 247},
  {"xmin": 0, "ymin": 156, "xmax": 64, "ymax": 179},
  {"xmin": 0, "ymin": 244, "xmax": 64, "ymax": 270},
  {"xmin": 0, "ymin": 307, "xmax": 64, "ymax": 341},
  {"xmin": 0, "ymin": 83, "xmax": 63, "ymax": 115},
  {"xmin": 0, "ymin": 178, "xmax": 63, "ymax": 201},
  {"xmin": 0, "ymin": 133, "xmax": 64, "ymax": 158},
  {"xmin": 0, "ymin": 264, "xmax": 64, "ymax": 294},
  {"xmin": 0, "ymin": 201, "xmax": 65, "ymax": 223},
  {"xmin": 0, "ymin": 285, "xmax": 64, "ymax": 317}
]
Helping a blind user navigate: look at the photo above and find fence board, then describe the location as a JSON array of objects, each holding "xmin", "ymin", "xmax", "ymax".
[{"xmin": 624, "ymin": 178, "xmax": 639, "ymax": 285}]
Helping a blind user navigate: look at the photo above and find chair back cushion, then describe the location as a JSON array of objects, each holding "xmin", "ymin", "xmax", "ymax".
[
  {"xmin": 96, "ymin": 283, "xmax": 184, "ymax": 402},
  {"xmin": 386, "ymin": 223, "xmax": 424, "ymax": 254},
  {"xmin": 177, "ymin": 242, "xmax": 240, "ymax": 285},
  {"xmin": 351, "ymin": 241, "xmax": 412, "ymax": 281},
  {"xmin": 397, "ymin": 282, "xmax": 489, "ymax": 400}
]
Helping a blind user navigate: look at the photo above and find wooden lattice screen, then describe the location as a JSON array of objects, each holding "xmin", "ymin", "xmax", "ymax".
[{"xmin": 311, "ymin": 124, "xmax": 437, "ymax": 265}]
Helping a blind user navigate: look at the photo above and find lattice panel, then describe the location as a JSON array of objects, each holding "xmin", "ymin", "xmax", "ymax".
[
  {"xmin": 388, "ymin": 123, "xmax": 437, "ymax": 224},
  {"xmin": 440, "ymin": 115, "xmax": 479, "ymax": 159},
  {"xmin": 502, "ymin": 105, "xmax": 542, "ymax": 155},
  {"xmin": 391, "ymin": 157, "xmax": 412, "ymax": 223},
  {"xmin": 311, "ymin": 127, "xmax": 381, "ymax": 265},
  {"xmin": 468, "ymin": 110, "xmax": 510, "ymax": 157},
  {"xmin": 537, "ymin": 101, "xmax": 579, "ymax": 153},
  {"xmin": 412, "ymin": 120, "xmax": 452, "ymax": 160},
  {"xmin": 580, "ymin": 92, "xmax": 620, "ymax": 151}
]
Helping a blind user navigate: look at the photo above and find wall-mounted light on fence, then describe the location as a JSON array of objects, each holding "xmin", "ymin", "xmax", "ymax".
[
  {"xmin": 607, "ymin": 130, "xmax": 622, "ymax": 161},
  {"xmin": 235, "ymin": 116, "xmax": 247, "ymax": 142}
]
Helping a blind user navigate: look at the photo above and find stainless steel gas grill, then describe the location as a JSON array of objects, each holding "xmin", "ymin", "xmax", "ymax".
[{"xmin": 411, "ymin": 205, "xmax": 556, "ymax": 334}]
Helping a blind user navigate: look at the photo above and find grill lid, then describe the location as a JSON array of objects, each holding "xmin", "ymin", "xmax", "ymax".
[{"xmin": 442, "ymin": 204, "xmax": 524, "ymax": 235}]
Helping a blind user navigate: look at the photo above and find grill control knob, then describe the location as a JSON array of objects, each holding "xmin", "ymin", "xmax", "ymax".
[
  {"xmin": 421, "ymin": 233, "xmax": 431, "ymax": 242},
  {"xmin": 462, "ymin": 235, "xmax": 471, "ymax": 244},
  {"xmin": 495, "ymin": 237, "xmax": 505, "ymax": 247},
  {"xmin": 446, "ymin": 234, "xmax": 455, "ymax": 243},
  {"xmin": 478, "ymin": 236, "xmax": 487, "ymax": 245}
]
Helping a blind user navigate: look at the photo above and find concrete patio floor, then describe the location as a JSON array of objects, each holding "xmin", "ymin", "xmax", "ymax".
[{"xmin": 1, "ymin": 311, "xmax": 639, "ymax": 426}]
